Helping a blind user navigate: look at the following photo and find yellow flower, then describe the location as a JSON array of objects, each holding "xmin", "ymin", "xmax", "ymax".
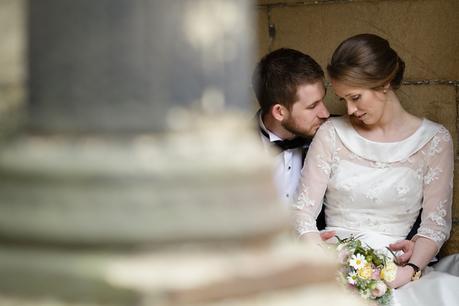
[
  {"xmin": 357, "ymin": 263, "xmax": 373, "ymax": 279},
  {"xmin": 380, "ymin": 261, "xmax": 397, "ymax": 282}
]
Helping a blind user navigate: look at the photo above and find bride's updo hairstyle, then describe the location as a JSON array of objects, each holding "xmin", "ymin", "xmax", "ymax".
[{"xmin": 327, "ymin": 33, "xmax": 405, "ymax": 90}]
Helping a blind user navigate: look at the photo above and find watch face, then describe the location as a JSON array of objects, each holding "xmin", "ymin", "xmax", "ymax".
[{"xmin": 412, "ymin": 270, "xmax": 422, "ymax": 281}]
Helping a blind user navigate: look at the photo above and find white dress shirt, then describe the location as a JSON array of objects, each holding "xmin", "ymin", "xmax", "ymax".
[{"xmin": 258, "ymin": 114, "xmax": 305, "ymax": 205}]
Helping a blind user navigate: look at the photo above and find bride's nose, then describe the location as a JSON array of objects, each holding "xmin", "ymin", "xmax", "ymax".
[{"xmin": 346, "ymin": 100, "xmax": 357, "ymax": 115}]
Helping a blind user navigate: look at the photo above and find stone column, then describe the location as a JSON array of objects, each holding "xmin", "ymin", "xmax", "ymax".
[{"xmin": 0, "ymin": 1, "xmax": 362, "ymax": 305}]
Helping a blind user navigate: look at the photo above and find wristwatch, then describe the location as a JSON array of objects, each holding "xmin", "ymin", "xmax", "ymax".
[{"xmin": 406, "ymin": 262, "xmax": 422, "ymax": 281}]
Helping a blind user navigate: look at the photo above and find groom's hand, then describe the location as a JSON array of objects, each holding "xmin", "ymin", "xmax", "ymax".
[
  {"xmin": 389, "ymin": 240, "xmax": 414, "ymax": 264},
  {"xmin": 319, "ymin": 230, "xmax": 335, "ymax": 241}
]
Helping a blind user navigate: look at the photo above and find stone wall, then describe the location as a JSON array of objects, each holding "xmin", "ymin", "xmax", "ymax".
[{"xmin": 255, "ymin": 0, "xmax": 459, "ymax": 254}]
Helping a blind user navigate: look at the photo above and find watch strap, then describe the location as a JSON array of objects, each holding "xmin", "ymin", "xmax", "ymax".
[{"xmin": 406, "ymin": 263, "xmax": 421, "ymax": 281}]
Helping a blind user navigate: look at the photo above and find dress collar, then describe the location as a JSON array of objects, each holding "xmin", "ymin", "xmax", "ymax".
[{"xmin": 330, "ymin": 116, "xmax": 441, "ymax": 162}]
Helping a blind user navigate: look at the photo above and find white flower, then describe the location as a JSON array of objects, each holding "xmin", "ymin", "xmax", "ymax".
[
  {"xmin": 349, "ymin": 253, "xmax": 367, "ymax": 270},
  {"xmin": 371, "ymin": 280, "xmax": 387, "ymax": 298},
  {"xmin": 380, "ymin": 261, "xmax": 397, "ymax": 282},
  {"xmin": 347, "ymin": 271, "xmax": 357, "ymax": 285}
]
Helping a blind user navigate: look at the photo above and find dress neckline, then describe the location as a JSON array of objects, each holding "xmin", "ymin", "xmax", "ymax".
[
  {"xmin": 330, "ymin": 116, "xmax": 441, "ymax": 163},
  {"xmin": 349, "ymin": 118, "xmax": 425, "ymax": 145}
]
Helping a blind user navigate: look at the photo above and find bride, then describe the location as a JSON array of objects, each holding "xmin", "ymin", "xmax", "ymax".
[{"xmin": 294, "ymin": 33, "xmax": 459, "ymax": 305}]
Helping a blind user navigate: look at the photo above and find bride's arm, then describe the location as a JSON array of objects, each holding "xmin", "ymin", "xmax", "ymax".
[
  {"xmin": 388, "ymin": 237, "xmax": 438, "ymax": 288},
  {"xmin": 390, "ymin": 126, "xmax": 454, "ymax": 288},
  {"xmin": 293, "ymin": 121, "xmax": 335, "ymax": 242}
]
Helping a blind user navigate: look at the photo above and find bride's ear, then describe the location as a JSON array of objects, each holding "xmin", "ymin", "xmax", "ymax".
[
  {"xmin": 382, "ymin": 83, "xmax": 391, "ymax": 94},
  {"xmin": 272, "ymin": 104, "xmax": 287, "ymax": 121}
]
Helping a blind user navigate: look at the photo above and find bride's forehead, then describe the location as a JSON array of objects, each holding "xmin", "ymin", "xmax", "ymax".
[{"xmin": 331, "ymin": 81, "xmax": 365, "ymax": 96}]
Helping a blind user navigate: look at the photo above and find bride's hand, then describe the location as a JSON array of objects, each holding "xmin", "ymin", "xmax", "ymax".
[
  {"xmin": 387, "ymin": 265, "xmax": 413, "ymax": 288},
  {"xmin": 319, "ymin": 230, "xmax": 336, "ymax": 241},
  {"xmin": 389, "ymin": 240, "xmax": 414, "ymax": 265}
]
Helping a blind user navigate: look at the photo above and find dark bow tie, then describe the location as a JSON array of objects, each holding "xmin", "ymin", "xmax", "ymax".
[
  {"xmin": 273, "ymin": 137, "xmax": 311, "ymax": 151},
  {"xmin": 260, "ymin": 127, "xmax": 312, "ymax": 151}
]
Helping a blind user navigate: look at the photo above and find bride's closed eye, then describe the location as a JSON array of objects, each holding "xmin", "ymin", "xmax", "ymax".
[{"xmin": 351, "ymin": 95, "xmax": 361, "ymax": 101}]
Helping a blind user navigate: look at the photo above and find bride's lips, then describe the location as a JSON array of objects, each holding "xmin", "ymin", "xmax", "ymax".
[{"xmin": 354, "ymin": 113, "xmax": 366, "ymax": 120}]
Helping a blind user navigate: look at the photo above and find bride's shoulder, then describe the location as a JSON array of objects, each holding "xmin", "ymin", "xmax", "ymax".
[{"xmin": 422, "ymin": 119, "xmax": 452, "ymax": 141}]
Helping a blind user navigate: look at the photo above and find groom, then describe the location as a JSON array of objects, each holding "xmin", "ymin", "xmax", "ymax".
[
  {"xmin": 252, "ymin": 48, "xmax": 329, "ymax": 205},
  {"xmin": 252, "ymin": 48, "xmax": 414, "ymax": 261}
]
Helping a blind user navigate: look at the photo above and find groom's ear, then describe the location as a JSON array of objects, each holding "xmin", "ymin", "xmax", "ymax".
[{"xmin": 271, "ymin": 103, "xmax": 287, "ymax": 121}]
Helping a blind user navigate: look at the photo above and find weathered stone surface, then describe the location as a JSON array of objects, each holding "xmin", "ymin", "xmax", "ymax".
[
  {"xmin": 266, "ymin": 0, "xmax": 459, "ymax": 80},
  {"xmin": 441, "ymin": 223, "xmax": 459, "ymax": 257},
  {"xmin": 0, "ymin": 0, "xmax": 25, "ymax": 85},
  {"xmin": 397, "ymin": 85, "xmax": 457, "ymax": 153},
  {"xmin": 0, "ymin": 0, "xmax": 26, "ymax": 136},
  {"xmin": 28, "ymin": 0, "xmax": 253, "ymax": 133},
  {"xmin": 183, "ymin": 283, "xmax": 367, "ymax": 306},
  {"xmin": 0, "ymin": 240, "xmax": 346, "ymax": 306},
  {"xmin": 255, "ymin": 7, "xmax": 270, "ymax": 60},
  {"xmin": 0, "ymin": 114, "xmax": 288, "ymax": 246}
]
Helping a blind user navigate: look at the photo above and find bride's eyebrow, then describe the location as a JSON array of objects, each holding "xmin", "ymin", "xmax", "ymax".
[{"xmin": 345, "ymin": 92, "xmax": 359, "ymax": 97}]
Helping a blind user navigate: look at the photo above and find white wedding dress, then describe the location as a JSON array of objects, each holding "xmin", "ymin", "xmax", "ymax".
[{"xmin": 294, "ymin": 116, "xmax": 459, "ymax": 306}]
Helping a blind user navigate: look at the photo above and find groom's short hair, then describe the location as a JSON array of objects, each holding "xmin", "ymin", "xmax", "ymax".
[{"xmin": 252, "ymin": 48, "xmax": 324, "ymax": 115}]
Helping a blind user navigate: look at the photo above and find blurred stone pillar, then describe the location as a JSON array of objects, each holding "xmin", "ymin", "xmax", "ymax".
[
  {"xmin": 0, "ymin": 1, "xmax": 361, "ymax": 306},
  {"xmin": 1, "ymin": 0, "xmax": 285, "ymax": 249}
]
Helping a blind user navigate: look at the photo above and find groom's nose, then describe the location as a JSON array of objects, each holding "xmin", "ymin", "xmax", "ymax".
[{"xmin": 317, "ymin": 102, "xmax": 330, "ymax": 118}]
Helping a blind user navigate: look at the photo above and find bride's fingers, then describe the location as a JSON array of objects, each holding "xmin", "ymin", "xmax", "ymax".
[
  {"xmin": 319, "ymin": 231, "xmax": 336, "ymax": 241},
  {"xmin": 396, "ymin": 252, "xmax": 412, "ymax": 264},
  {"xmin": 389, "ymin": 241, "xmax": 407, "ymax": 251}
]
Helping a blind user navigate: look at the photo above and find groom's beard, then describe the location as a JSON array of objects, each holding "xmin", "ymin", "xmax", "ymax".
[{"xmin": 281, "ymin": 117, "xmax": 313, "ymax": 138}]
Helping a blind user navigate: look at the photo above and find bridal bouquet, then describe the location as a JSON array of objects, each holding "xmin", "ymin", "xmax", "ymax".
[{"xmin": 335, "ymin": 236, "xmax": 397, "ymax": 305}]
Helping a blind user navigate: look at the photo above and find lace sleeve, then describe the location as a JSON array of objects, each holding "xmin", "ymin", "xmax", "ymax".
[
  {"xmin": 293, "ymin": 120, "xmax": 335, "ymax": 236},
  {"xmin": 414, "ymin": 126, "xmax": 454, "ymax": 252}
]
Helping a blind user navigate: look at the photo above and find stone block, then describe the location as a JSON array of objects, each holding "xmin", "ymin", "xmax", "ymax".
[
  {"xmin": 0, "ymin": 240, "xmax": 347, "ymax": 306},
  {"xmin": 255, "ymin": 7, "xmax": 270, "ymax": 60},
  {"xmin": 266, "ymin": 0, "xmax": 459, "ymax": 80},
  {"xmin": 441, "ymin": 223, "xmax": 459, "ymax": 256},
  {"xmin": 28, "ymin": 1, "xmax": 253, "ymax": 133},
  {"xmin": 397, "ymin": 85, "xmax": 457, "ymax": 154},
  {"xmin": 0, "ymin": 114, "xmax": 289, "ymax": 246},
  {"xmin": 0, "ymin": 0, "xmax": 25, "ymax": 85}
]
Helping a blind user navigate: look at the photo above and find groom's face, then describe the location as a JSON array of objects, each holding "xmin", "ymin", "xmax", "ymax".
[{"xmin": 281, "ymin": 81, "xmax": 329, "ymax": 137}]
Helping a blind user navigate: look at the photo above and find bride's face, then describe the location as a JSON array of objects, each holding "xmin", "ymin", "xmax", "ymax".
[{"xmin": 331, "ymin": 80, "xmax": 387, "ymax": 126}]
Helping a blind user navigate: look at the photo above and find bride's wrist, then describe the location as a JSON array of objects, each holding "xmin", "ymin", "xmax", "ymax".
[{"xmin": 388, "ymin": 265, "xmax": 412, "ymax": 288}]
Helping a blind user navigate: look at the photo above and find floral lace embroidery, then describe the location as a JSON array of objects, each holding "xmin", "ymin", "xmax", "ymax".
[
  {"xmin": 415, "ymin": 167, "xmax": 424, "ymax": 181},
  {"xmin": 317, "ymin": 154, "xmax": 332, "ymax": 176},
  {"xmin": 426, "ymin": 135, "xmax": 442, "ymax": 156},
  {"xmin": 417, "ymin": 227, "xmax": 447, "ymax": 244},
  {"xmin": 425, "ymin": 128, "xmax": 451, "ymax": 157},
  {"xmin": 427, "ymin": 199, "xmax": 448, "ymax": 227},
  {"xmin": 438, "ymin": 126, "xmax": 452, "ymax": 142},
  {"xmin": 424, "ymin": 167, "xmax": 442, "ymax": 185},
  {"xmin": 365, "ymin": 184, "xmax": 383, "ymax": 202},
  {"xmin": 396, "ymin": 185, "xmax": 410, "ymax": 196},
  {"xmin": 295, "ymin": 185, "xmax": 316, "ymax": 210},
  {"xmin": 295, "ymin": 214, "xmax": 316, "ymax": 235}
]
